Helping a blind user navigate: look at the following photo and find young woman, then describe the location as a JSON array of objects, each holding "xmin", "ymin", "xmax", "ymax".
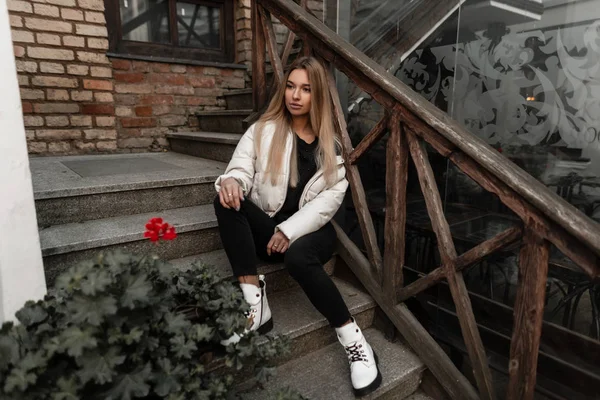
[{"xmin": 214, "ymin": 57, "xmax": 382, "ymax": 396}]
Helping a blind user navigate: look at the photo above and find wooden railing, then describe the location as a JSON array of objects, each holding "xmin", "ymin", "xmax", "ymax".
[{"xmin": 250, "ymin": 1, "xmax": 600, "ymax": 399}]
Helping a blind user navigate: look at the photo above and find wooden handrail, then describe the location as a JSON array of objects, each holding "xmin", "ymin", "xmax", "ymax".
[
  {"xmin": 250, "ymin": 1, "xmax": 600, "ymax": 399},
  {"xmin": 259, "ymin": 0, "xmax": 600, "ymax": 262}
]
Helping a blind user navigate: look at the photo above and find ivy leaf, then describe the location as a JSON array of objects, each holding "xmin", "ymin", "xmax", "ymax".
[
  {"xmin": 77, "ymin": 346, "xmax": 125, "ymax": 385},
  {"xmin": 18, "ymin": 350, "xmax": 47, "ymax": 371},
  {"xmin": 55, "ymin": 262, "xmax": 93, "ymax": 292},
  {"xmin": 152, "ymin": 358, "xmax": 184, "ymax": 396},
  {"xmin": 0, "ymin": 335, "xmax": 20, "ymax": 369},
  {"xmin": 51, "ymin": 376, "xmax": 79, "ymax": 400},
  {"xmin": 169, "ymin": 335, "xmax": 197, "ymax": 359},
  {"xmin": 80, "ymin": 269, "xmax": 113, "ymax": 296},
  {"xmin": 15, "ymin": 302, "xmax": 48, "ymax": 327},
  {"xmin": 216, "ymin": 313, "xmax": 245, "ymax": 336},
  {"xmin": 43, "ymin": 336, "xmax": 61, "ymax": 358},
  {"xmin": 58, "ymin": 327, "xmax": 98, "ymax": 357},
  {"xmin": 121, "ymin": 273, "xmax": 152, "ymax": 309},
  {"xmin": 123, "ymin": 327, "xmax": 144, "ymax": 345},
  {"xmin": 163, "ymin": 313, "xmax": 190, "ymax": 335},
  {"xmin": 190, "ymin": 324, "xmax": 213, "ymax": 342},
  {"xmin": 3, "ymin": 367, "xmax": 37, "ymax": 392},
  {"xmin": 68, "ymin": 295, "xmax": 117, "ymax": 326},
  {"xmin": 104, "ymin": 363, "xmax": 151, "ymax": 400}
]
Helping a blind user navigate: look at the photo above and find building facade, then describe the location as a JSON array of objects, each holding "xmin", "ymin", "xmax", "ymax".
[{"xmin": 8, "ymin": 0, "xmax": 323, "ymax": 155}]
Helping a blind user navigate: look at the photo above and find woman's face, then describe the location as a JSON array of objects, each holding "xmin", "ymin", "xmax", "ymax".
[{"xmin": 285, "ymin": 68, "xmax": 312, "ymax": 117}]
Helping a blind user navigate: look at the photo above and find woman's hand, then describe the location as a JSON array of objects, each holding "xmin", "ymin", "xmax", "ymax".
[
  {"xmin": 267, "ymin": 231, "xmax": 290, "ymax": 255},
  {"xmin": 219, "ymin": 178, "xmax": 244, "ymax": 211}
]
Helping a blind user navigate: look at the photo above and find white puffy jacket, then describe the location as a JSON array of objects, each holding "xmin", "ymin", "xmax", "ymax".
[{"xmin": 215, "ymin": 121, "xmax": 349, "ymax": 244}]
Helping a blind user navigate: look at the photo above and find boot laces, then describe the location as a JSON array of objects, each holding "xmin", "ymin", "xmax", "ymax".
[{"xmin": 345, "ymin": 343, "xmax": 367, "ymax": 362}]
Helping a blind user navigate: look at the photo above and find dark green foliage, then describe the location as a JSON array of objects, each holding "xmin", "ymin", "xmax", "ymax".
[{"xmin": 0, "ymin": 251, "xmax": 292, "ymax": 399}]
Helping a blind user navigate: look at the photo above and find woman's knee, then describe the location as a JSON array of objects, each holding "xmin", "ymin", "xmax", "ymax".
[
  {"xmin": 213, "ymin": 194, "xmax": 226, "ymax": 213},
  {"xmin": 284, "ymin": 244, "xmax": 304, "ymax": 276}
]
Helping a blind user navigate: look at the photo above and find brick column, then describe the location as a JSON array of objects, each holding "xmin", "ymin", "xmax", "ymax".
[
  {"xmin": 9, "ymin": 0, "xmax": 115, "ymax": 154},
  {"xmin": 0, "ymin": 0, "xmax": 46, "ymax": 322}
]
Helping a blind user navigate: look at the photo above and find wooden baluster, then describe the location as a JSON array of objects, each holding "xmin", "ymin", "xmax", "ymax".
[
  {"xmin": 325, "ymin": 66, "xmax": 383, "ymax": 274},
  {"xmin": 383, "ymin": 109, "xmax": 408, "ymax": 299},
  {"xmin": 251, "ymin": 0, "xmax": 267, "ymax": 112},
  {"xmin": 259, "ymin": 5, "xmax": 284, "ymax": 86},
  {"xmin": 406, "ymin": 130, "xmax": 496, "ymax": 400},
  {"xmin": 507, "ymin": 225, "xmax": 550, "ymax": 400}
]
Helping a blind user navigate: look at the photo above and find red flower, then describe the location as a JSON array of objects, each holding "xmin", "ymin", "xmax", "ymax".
[{"xmin": 144, "ymin": 217, "xmax": 177, "ymax": 243}]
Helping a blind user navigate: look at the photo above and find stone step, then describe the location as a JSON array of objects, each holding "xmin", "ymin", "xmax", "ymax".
[
  {"xmin": 40, "ymin": 204, "xmax": 221, "ymax": 285},
  {"xmin": 168, "ymin": 249, "xmax": 336, "ymax": 295},
  {"xmin": 196, "ymin": 109, "xmax": 252, "ymax": 133},
  {"xmin": 239, "ymin": 327, "xmax": 425, "ymax": 400},
  {"xmin": 223, "ymin": 88, "xmax": 253, "ymax": 110},
  {"xmin": 31, "ymin": 153, "xmax": 226, "ymax": 226},
  {"xmin": 167, "ymin": 132, "xmax": 242, "ymax": 163}
]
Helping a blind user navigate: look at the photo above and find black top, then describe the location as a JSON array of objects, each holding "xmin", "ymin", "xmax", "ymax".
[{"xmin": 275, "ymin": 134, "xmax": 319, "ymax": 223}]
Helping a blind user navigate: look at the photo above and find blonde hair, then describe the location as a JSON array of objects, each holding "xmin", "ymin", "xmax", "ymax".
[{"xmin": 255, "ymin": 56, "xmax": 339, "ymax": 188}]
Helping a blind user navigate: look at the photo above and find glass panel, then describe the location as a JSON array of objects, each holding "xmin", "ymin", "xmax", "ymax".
[
  {"xmin": 120, "ymin": 0, "xmax": 170, "ymax": 43},
  {"xmin": 422, "ymin": 0, "xmax": 600, "ymax": 397},
  {"xmin": 329, "ymin": 0, "xmax": 600, "ymax": 396},
  {"xmin": 176, "ymin": 2, "xmax": 221, "ymax": 49}
]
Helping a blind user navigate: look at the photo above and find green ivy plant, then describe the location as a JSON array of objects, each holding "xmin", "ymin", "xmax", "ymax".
[{"xmin": 0, "ymin": 250, "xmax": 292, "ymax": 400}]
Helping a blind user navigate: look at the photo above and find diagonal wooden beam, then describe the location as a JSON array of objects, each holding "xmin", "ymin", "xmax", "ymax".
[
  {"xmin": 406, "ymin": 130, "xmax": 495, "ymax": 400},
  {"xmin": 382, "ymin": 109, "xmax": 408, "ymax": 300},
  {"xmin": 348, "ymin": 113, "xmax": 389, "ymax": 165},
  {"xmin": 507, "ymin": 224, "xmax": 550, "ymax": 400},
  {"xmin": 406, "ymin": 131, "xmax": 457, "ymax": 263},
  {"xmin": 325, "ymin": 66, "xmax": 383, "ymax": 274},
  {"xmin": 259, "ymin": 5, "xmax": 284, "ymax": 86},
  {"xmin": 397, "ymin": 225, "xmax": 523, "ymax": 302},
  {"xmin": 280, "ymin": 29, "xmax": 296, "ymax": 67}
]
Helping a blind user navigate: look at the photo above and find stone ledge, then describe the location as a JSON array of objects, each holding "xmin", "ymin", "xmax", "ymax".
[{"xmin": 166, "ymin": 132, "xmax": 242, "ymax": 145}]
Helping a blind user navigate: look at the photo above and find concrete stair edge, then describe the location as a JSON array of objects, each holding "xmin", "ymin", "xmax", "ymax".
[{"xmin": 166, "ymin": 131, "xmax": 242, "ymax": 145}]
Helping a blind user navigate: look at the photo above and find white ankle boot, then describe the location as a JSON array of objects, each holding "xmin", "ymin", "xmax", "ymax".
[
  {"xmin": 221, "ymin": 274, "xmax": 273, "ymax": 346},
  {"xmin": 336, "ymin": 318, "xmax": 382, "ymax": 397}
]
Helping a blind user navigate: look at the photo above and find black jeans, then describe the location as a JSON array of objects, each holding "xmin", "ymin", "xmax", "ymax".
[{"xmin": 214, "ymin": 196, "xmax": 352, "ymax": 327}]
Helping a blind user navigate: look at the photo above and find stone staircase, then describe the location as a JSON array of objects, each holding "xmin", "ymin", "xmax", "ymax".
[{"xmin": 30, "ymin": 88, "xmax": 435, "ymax": 399}]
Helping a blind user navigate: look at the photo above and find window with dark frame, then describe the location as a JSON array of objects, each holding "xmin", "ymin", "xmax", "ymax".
[{"xmin": 105, "ymin": 0, "xmax": 235, "ymax": 63}]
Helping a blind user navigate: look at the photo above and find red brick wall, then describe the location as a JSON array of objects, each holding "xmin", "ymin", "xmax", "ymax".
[
  {"xmin": 9, "ymin": 0, "xmax": 251, "ymax": 155},
  {"xmin": 9, "ymin": 0, "xmax": 116, "ymax": 154}
]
